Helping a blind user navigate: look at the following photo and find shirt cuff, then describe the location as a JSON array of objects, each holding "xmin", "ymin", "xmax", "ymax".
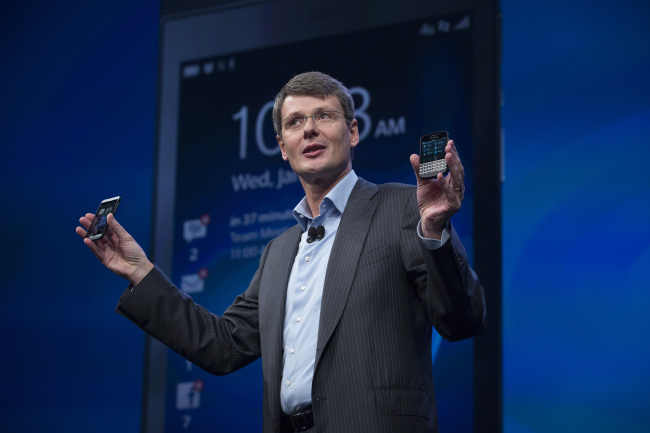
[{"xmin": 417, "ymin": 220, "xmax": 451, "ymax": 250}]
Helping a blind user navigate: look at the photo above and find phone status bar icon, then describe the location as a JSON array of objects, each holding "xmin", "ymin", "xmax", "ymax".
[
  {"xmin": 453, "ymin": 15, "xmax": 470, "ymax": 31},
  {"xmin": 183, "ymin": 57, "xmax": 237, "ymax": 79},
  {"xmin": 419, "ymin": 14, "xmax": 470, "ymax": 36}
]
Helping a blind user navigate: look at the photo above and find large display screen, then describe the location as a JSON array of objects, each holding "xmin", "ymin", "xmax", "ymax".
[{"xmin": 150, "ymin": 1, "xmax": 500, "ymax": 432}]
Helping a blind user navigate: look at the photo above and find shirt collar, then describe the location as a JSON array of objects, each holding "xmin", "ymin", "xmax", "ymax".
[{"xmin": 292, "ymin": 170, "xmax": 358, "ymax": 231}]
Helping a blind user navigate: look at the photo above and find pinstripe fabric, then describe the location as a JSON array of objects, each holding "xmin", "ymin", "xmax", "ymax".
[{"xmin": 116, "ymin": 178, "xmax": 486, "ymax": 433}]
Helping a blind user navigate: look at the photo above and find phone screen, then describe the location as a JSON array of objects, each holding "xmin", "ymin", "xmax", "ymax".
[
  {"xmin": 421, "ymin": 134, "xmax": 448, "ymax": 163},
  {"xmin": 86, "ymin": 197, "xmax": 121, "ymax": 239}
]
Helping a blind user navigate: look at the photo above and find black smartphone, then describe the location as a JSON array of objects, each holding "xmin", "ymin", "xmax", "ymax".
[
  {"xmin": 85, "ymin": 196, "xmax": 121, "ymax": 240},
  {"xmin": 419, "ymin": 131, "xmax": 449, "ymax": 179}
]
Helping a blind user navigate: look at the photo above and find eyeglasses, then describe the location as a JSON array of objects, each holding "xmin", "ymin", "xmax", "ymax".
[{"xmin": 281, "ymin": 110, "xmax": 345, "ymax": 133}]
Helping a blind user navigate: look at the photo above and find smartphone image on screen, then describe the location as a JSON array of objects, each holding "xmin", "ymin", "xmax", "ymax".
[
  {"xmin": 419, "ymin": 131, "xmax": 449, "ymax": 179},
  {"xmin": 85, "ymin": 196, "xmax": 121, "ymax": 241}
]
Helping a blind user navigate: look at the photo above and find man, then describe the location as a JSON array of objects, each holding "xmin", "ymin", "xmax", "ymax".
[{"xmin": 77, "ymin": 72, "xmax": 486, "ymax": 432}]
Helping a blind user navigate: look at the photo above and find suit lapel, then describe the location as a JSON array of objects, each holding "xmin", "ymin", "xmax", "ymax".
[
  {"xmin": 315, "ymin": 178, "xmax": 379, "ymax": 371},
  {"xmin": 259, "ymin": 224, "xmax": 302, "ymax": 427},
  {"xmin": 262, "ymin": 224, "xmax": 302, "ymax": 340}
]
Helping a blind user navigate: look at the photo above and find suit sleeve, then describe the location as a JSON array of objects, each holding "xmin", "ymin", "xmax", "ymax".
[
  {"xmin": 115, "ymin": 241, "xmax": 273, "ymax": 376},
  {"xmin": 400, "ymin": 190, "xmax": 487, "ymax": 342}
]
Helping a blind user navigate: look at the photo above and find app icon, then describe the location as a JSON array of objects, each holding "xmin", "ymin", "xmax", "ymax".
[
  {"xmin": 183, "ymin": 214, "xmax": 211, "ymax": 243},
  {"xmin": 176, "ymin": 379, "xmax": 204, "ymax": 410},
  {"xmin": 180, "ymin": 269, "xmax": 209, "ymax": 294}
]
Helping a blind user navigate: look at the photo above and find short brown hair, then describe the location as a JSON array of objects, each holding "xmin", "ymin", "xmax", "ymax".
[{"xmin": 273, "ymin": 72, "xmax": 355, "ymax": 137}]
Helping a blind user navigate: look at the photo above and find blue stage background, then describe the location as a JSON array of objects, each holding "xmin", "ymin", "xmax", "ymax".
[{"xmin": 0, "ymin": 1, "xmax": 648, "ymax": 432}]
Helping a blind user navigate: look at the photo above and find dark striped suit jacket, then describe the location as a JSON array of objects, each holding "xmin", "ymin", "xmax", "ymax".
[{"xmin": 117, "ymin": 178, "xmax": 487, "ymax": 433}]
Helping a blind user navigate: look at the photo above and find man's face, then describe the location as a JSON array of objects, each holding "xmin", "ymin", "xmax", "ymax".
[{"xmin": 276, "ymin": 94, "xmax": 359, "ymax": 187}]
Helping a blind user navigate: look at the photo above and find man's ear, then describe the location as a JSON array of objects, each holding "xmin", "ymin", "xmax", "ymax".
[
  {"xmin": 349, "ymin": 119, "xmax": 360, "ymax": 148},
  {"xmin": 277, "ymin": 135, "xmax": 288, "ymax": 160}
]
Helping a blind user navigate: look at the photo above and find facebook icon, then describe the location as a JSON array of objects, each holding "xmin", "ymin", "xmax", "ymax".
[{"xmin": 176, "ymin": 380, "xmax": 204, "ymax": 410}]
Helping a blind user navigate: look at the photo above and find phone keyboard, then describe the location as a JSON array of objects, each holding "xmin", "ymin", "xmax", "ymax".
[{"xmin": 419, "ymin": 159, "xmax": 448, "ymax": 178}]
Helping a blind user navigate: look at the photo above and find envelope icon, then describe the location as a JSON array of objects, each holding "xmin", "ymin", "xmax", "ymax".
[{"xmin": 181, "ymin": 273, "xmax": 204, "ymax": 294}]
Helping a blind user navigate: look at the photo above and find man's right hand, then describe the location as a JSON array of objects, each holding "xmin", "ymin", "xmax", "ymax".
[{"xmin": 76, "ymin": 213, "xmax": 154, "ymax": 287}]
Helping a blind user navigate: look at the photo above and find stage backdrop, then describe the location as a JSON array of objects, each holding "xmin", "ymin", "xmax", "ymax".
[
  {"xmin": 145, "ymin": 1, "xmax": 498, "ymax": 431},
  {"xmin": 0, "ymin": 1, "xmax": 648, "ymax": 432}
]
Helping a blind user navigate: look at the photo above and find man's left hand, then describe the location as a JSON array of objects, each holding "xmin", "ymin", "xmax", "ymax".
[{"xmin": 410, "ymin": 139, "xmax": 465, "ymax": 239}]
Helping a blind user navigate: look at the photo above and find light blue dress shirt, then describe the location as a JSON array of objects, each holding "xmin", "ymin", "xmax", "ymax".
[{"xmin": 280, "ymin": 170, "xmax": 450, "ymax": 413}]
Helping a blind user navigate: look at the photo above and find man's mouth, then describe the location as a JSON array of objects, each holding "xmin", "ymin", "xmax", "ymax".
[{"xmin": 302, "ymin": 144, "xmax": 326, "ymax": 157}]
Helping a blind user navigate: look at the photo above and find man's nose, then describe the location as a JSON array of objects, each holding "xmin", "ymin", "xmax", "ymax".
[{"xmin": 303, "ymin": 116, "xmax": 319, "ymax": 136}]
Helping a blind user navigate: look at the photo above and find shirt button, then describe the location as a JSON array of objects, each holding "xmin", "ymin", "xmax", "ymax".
[
  {"xmin": 290, "ymin": 348, "xmax": 295, "ymax": 354},
  {"xmin": 305, "ymin": 256, "xmax": 310, "ymax": 262},
  {"xmin": 300, "ymin": 285, "xmax": 306, "ymax": 291},
  {"xmin": 296, "ymin": 317, "xmax": 301, "ymax": 322},
  {"xmin": 286, "ymin": 381, "xmax": 291, "ymax": 386}
]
